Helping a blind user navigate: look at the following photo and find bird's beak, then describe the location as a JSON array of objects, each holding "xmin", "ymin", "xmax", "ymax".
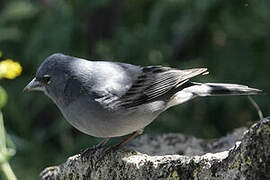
[{"xmin": 23, "ymin": 78, "xmax": 44, "ymax": 92}]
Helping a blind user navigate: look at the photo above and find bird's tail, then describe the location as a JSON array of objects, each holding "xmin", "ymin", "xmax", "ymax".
[
  {"xmin": 167, "ymin": 82, "xmax": 262, "ymax": 108},
  {"xmin": 186, "ymin": 82, "xmax": 262, "ymax": 96}
]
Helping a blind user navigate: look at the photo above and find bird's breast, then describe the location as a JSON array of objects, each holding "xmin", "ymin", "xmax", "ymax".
[{"xmin": 56, "ymin": 95, "xmax": 165, "ymax": 138}]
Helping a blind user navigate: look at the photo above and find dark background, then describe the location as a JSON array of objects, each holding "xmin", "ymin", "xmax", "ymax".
[{"xmin": 0, "ymin": 0, "xmax": 269, "ymax": 179}]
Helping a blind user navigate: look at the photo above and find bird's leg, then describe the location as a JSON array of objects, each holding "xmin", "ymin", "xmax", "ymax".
[
  {"xmin": 93, "ymin": 137, "xmax": 110, "ymax": 149},
  {"xmin": 80, "ymin": 137, "xmax": 110, "ymax": 157},
  {"xmin": 97, "ymin": 130, "xmax": 143, "ymax": 162},
  {"xmin": 110, "ymin": 130, "xmax": 142, "ymax": 151}
]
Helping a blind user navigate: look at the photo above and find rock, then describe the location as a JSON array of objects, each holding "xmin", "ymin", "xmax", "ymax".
[{"xmin": 40, "ymin": 118, "xmax": 270, "ymax": 180}]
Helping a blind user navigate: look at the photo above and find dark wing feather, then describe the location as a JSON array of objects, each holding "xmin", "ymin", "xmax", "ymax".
[{"xmin": 117, "ymin": 66, "xmax": 208, "ymax": 108}]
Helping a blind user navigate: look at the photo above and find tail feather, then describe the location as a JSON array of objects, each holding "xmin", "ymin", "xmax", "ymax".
[
  {"xmin": 166, "ymin": 82, "xmax": 262, "ymax": 108},
  {"xmin": 189, "ymin": 82, "xmax": 262, "ymax": 96}
]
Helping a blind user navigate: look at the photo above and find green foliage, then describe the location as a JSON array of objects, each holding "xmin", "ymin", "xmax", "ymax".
[
  {"xmin": 0, "ymin": 0, "xmax": 269, "ymax": 179},
  {"xmin": 0, "ymin": 89, "xmax": 17, "ymax": 179},
  {"xmin": 0, "ymin": 86, "xmax": 7, "ymax": 109}
]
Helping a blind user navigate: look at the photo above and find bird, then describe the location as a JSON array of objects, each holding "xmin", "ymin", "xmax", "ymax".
[{"xmin": 24, "ymin": 53, "xmax": 262, "ymax": 152}]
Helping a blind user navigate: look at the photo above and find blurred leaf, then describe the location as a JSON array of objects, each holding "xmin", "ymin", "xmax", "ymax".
[
  {"xmin": 0, "ymin": 1, "xmax": 38, "ymax": 24},
  {"xmin": 0, "ymin": 28, "xmax": 22, "ymax": 42},
  {"xmin": 0, "ymin": 86, "xmax": 7, "ymax": 109},
  {"xmin": 0, "ymin": 112, "xmax": 17, "ymax": 180},
  {"xmin": 0, "ymin": 111, "xmax": 6, "ymax": 152},
  {"xmin": 0, "ymin": 110, "xmax": 15, "ymax": 161}
]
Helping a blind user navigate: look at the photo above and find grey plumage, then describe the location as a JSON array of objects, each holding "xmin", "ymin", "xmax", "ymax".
[{"xmin": 24, "ymin": 53, "xmax": 262, "ymax": 138}]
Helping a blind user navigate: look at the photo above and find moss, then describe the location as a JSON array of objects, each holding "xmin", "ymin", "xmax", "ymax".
[
  {"xmin": 64, "ymin": 173, "xmax": 78, "ymax": 180},
  {"xmin": 245, "ymin": 156, "xmax": 252, "ymax": 166},
  {"xmin": 256, "ymin": 125, "xmax": 270, "ymax": 135},
  {"xmin": 193, "ymin": 169, "xmax": 198, "ymax": 178},
  {"xmin": 168, "ymin": 171, "xmax": 180, "ymax": 180},
  {"xmin": 230, "ymin": 161, "xmax": 240, "ymax": 169}
]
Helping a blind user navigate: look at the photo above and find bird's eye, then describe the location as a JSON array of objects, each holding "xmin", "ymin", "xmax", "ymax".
[{"xmin": 40, "ymin": 75, "xmax": 51, "ymax": 84}]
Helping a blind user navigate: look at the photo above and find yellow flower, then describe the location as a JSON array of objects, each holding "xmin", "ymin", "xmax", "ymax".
[{"xmin": 0, "ymin": 59, "xmax": 22, "ymax": 79}]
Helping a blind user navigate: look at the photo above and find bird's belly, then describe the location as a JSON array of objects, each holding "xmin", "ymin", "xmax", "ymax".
[{"xmin": 60, "ymin": 101, "xmax": 165, "ymax": 138}]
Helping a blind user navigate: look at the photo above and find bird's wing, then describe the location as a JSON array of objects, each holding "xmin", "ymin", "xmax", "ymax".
[{"xmin": 115, "ymin": 66, "xmax": 208, "ymax": 109}]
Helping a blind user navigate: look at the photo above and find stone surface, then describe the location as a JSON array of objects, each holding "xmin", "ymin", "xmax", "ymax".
[{"xmin": 40, "ymin": 118, "xmax": 270, "ymax": 180}]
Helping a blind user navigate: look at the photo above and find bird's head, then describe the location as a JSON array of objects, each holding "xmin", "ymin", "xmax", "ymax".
[{"xmin": 24, "ymin": 53, "xmax": 72, "ymax": 100}]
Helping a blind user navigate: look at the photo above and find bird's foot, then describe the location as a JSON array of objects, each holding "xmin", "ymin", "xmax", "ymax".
[
  {"xmin": 96, "ymin": 144, "xmax": 120, "ymax": 163},
  {"xmin": 80, "ymin": 138, "xmax": 110, "ymax": 159},
  {"xmin": 96, "ymin": 131, "xmax": 141, "ymax": 163},
  {"xmin": 80, "ymin": 143, "xmax": 103, "ymax": 159}
]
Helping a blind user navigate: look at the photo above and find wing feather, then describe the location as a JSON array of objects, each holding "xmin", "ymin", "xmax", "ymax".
[{"xmin": 117, "ymin": 66, "xmax": 208, "ymax": 108}]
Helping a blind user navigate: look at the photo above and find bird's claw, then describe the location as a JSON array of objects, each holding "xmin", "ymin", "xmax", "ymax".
[
  {"xmin": 96, "ymin": 145, "xmax": 120, "ymax": 163},
  {"xmin": 80, "ymin": 144, "xmax": 103, "ymax": 159}
]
